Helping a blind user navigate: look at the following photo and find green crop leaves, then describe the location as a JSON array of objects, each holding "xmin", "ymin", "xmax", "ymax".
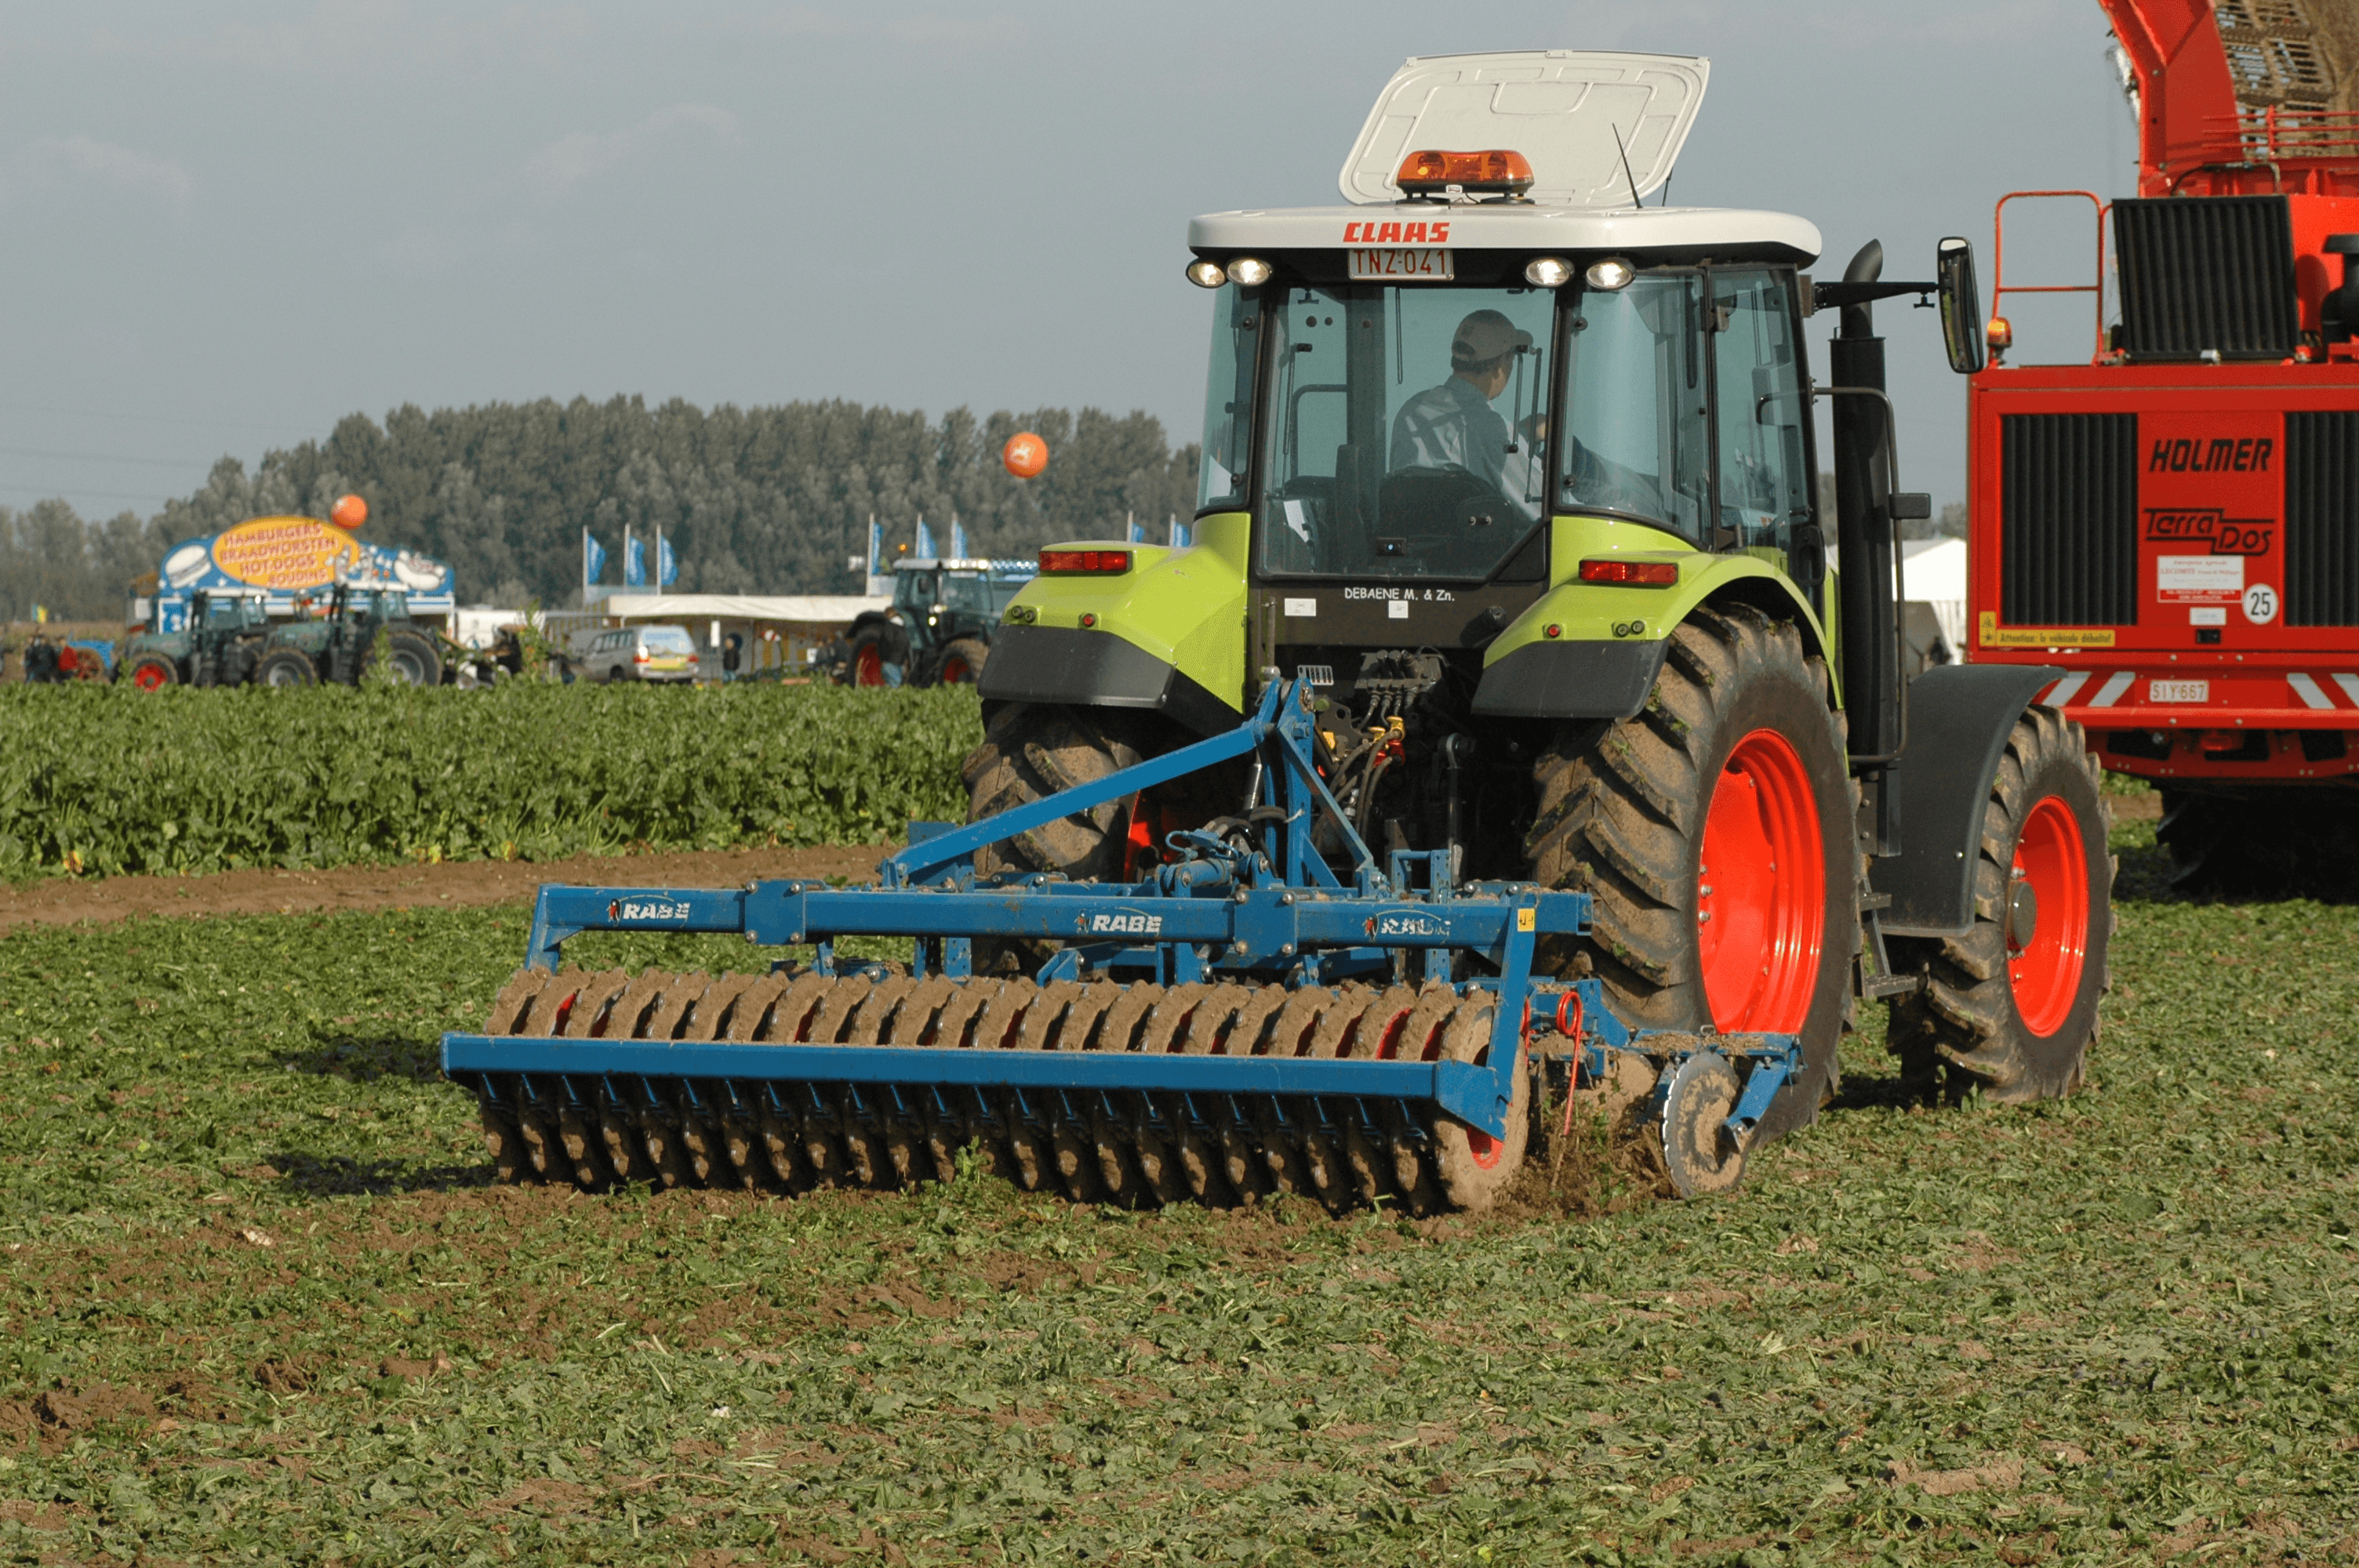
[{"xmin": 0, "ymin": 681, "xmax": 980, "ymax": 878}]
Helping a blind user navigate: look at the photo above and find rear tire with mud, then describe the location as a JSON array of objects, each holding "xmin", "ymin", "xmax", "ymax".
[
  {"xmin": 1525, "ymin": 604, "xmax": 1856, "ymax": 1141},
  {"xmin": 962, "ymin": 703, "xmax": 1150, "ymax": 974},
  {"xmin": 1885, "ymin": 706, "xmax": 2112, "ymax": 1102}
]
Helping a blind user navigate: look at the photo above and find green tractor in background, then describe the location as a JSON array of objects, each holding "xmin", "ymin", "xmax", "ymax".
[
  {"xmin": 121, "ymin": 590, "xmax": 273, "ymax": 689},
  {"xmin": 255, "ymin": 583, "xmax": 444, "ymax": 688},
  {"xmin": 971, "ymin": 49, "xmax": 2114, "ymax": 1138}
]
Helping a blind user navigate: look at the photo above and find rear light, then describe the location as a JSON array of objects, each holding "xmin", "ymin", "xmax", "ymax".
[
  {"xmin": 1579, "ymin": 557, "xmax": 1679, "ymax": 586},
  {"xmin": 1395, "ymin": 148, "xmax": 1534, "ymax": 198},
  {"xmin": 1038, "ymin": 549, "xmax": 1132, "ymax": 575}
]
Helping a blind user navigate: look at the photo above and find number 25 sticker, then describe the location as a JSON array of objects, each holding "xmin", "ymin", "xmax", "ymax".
[{"xmin": 2244, "ymin": 583, "xmax": 2279, "ymax": 624}]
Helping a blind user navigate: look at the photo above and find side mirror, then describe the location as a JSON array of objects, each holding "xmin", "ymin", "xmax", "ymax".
[{"xmin": 1936, "ymin": 236, "xmax": 1986, "ymax": 375}]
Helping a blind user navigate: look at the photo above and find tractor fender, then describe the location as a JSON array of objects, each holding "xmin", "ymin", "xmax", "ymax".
[
  {"xmin": 978, "ymin": 625, "xmax": 1239, "ymax": 737},
  {"xmin": 1870, "ymin": 663, "xmax": 2063, "ymax": 937},
  {"xmin": 1471, "ymin": 529, "xmax": 1832, "ymax": 720}
]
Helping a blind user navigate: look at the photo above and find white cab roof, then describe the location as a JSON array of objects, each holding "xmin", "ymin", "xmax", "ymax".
[
  {"xmin": 1187, "ymin": 202, "xmax": 1821, "ymax": 265},
  {"xmin": 1340, "ymin": 51, "xmax": 1709, "ymax": 209}
]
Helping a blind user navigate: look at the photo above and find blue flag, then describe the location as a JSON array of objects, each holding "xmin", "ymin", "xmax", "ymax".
[
  {"xmin": 658, "ymin": 534, "xmax": 678, "ymax": 586},
  {"xmin": 950, "ymin": 518, "xmax": 969, "ymax": 558},
  {"xmin": 625, "ymin": 535, "xmax": 646, "ymax": 588},
  {"xmin": 914, "ymin": 518, "xmax": 938, "ymax": 559},
  {"xmin": 583, "ymin": 530, "xmax": 607, "ymax": 585}
]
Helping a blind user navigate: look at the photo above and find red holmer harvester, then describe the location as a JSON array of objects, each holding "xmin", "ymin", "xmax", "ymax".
[{"xmin": 1971, "ymin": 0, "xmax": 2359, "ymax": 891}]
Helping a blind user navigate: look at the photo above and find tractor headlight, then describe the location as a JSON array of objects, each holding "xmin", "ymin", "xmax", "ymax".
[
  {"xmin": 1226, "ymin": 256, "xmax": 1274, "ymax": 287},
  {"xmin": 1524, "ymin": 256, "xmax": 1574, "ymax": 288},
  {"xmin": 1186, "ymin": 259, "xmax": 1226, "ymax": 289},
  {"xmin": 1584, "ymin": 256, "xmax": 1635, "ymax": 292}
]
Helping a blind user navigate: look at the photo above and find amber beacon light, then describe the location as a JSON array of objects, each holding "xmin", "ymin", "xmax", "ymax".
[{"xmin": 1394, "ymin": 148, "xmax": 1535, "ymax": 198}]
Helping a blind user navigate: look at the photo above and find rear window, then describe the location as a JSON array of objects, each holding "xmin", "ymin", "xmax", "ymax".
[{"xmin": 642, "ymin": 626, "xmax": 696, "ymax": 652}]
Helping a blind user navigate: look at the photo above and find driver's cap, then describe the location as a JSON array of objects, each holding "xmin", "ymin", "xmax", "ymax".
[{"xmin": 1452, "ymin": 310, "xmax": 1532, "ymax": 366}]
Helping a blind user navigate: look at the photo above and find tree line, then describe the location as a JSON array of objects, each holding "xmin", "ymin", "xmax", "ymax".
[{"xmin": 2, "ymin": 396, "xmax": 1201, "ymax": 622}]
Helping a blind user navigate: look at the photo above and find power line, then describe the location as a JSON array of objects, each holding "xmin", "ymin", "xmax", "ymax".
[
  {"xmin": 0, "ymin": 445, "xmax": 217, "ymax": 469},
  {"xmin": 0, "ymin": 397, "xmax": 311, "ymax": 436},
  {"xmin": 0, "ymin": 483, "xmax": 174, "ymax": 506}
]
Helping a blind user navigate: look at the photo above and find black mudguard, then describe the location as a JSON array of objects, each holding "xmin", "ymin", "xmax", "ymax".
[
  {"xmin": 1872, "ymin": 663, "xmax": 2063, "ymax": 937},
  {"xmin": 977, "ymin": 626, "xmax": 1238, "ymax": 737},
  {"xmin": 1470, "ymin": 637, "xmax": 1671, "ymax": 720}
]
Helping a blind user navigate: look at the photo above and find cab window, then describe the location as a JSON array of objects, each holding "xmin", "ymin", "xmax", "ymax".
[{"xmin": 1710, "ymin": 270, "xmax": 1810, "ymax": 557}]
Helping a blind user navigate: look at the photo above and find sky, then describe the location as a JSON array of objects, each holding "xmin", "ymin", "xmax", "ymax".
[{"xmin": 0, "ymin": 0, "xmax": 2136, "ymax": 534}]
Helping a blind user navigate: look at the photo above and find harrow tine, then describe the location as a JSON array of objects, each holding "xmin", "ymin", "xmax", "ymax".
[
  {"xmin": 640, "ymin": 1103, "xmax": 694, "ymax": 1189},
  {"xmin": 598, "ymin": 1100, "xmax": 644, "ymax": 1185},
  {"xmin": 1129, "ymin": 1096, "xmax": 1190, "ymax": 1205},
  {"xmin": 556, "ymin": 1103, "xmax": 610, "ymax": 1189},
  {"xmin": 478, "ymin": 1093, "xmax": 531, "ymax": 1183},
  {"xmin": 756, "ymin": 1104, "xmax": 810, "ymax": 1190}
]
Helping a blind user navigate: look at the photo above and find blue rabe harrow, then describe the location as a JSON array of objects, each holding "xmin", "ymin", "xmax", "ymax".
[{"xmin": 442, "ymin": 679, "xmax": 1801, "ymax": 1209}]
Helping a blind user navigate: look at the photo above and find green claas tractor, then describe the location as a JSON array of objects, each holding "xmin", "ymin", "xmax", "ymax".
[
  {"xmin": 121, "ymin": 590, "xmax": 273, "ymax": 689},
  {"xmin": 257, "ymin": 583, "xmax": 444, "ymax": 688},
  {"xmin": 972, "ymin": 49, "xmax": 2114, "ymax": 1133},
  {"xmin": 439, "ymin": 50, "xmax": 2116, "ymax": 1215}
]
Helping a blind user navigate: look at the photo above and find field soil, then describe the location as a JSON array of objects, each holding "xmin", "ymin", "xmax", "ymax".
[{"xmin": 0, "ymin": 841, "xmax": 896, "ymax": 934}]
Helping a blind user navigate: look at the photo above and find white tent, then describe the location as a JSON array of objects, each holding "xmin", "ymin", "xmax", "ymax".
[
  {"xmin": 1899, "ymin": 538, "xmax": 1968, "ymax": 656},
  {"xmin": 1828, "ymin": 536, "xmax": 1968, "ymax": 658}
]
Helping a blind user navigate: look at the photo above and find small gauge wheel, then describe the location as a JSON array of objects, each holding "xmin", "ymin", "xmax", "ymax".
[{"xmin": 1656, "ymin": 1051, "xmax": 1747, "ymax": 1198}]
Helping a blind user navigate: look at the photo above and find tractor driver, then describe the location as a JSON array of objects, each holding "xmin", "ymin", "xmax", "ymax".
[
  {"xmin": 1390, "ymin": 308, "xmax": 1666, "ymax": 526},
  {"xmin": 1389, "ymin": 310, "xmax": 1547, "ymax": 523}
]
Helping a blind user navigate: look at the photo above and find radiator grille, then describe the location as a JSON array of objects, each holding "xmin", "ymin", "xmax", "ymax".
[
  {"xmin": 2000, "ymin": 413, "xmax": 2139, "ymax": 627},
  {"xmin": 2286, "ymin": 410, "xmax": 2359, "ymax": 626},
  {"xmin": 2113, "ymin": 196, "xmax": 2299, "ymax": 361}
]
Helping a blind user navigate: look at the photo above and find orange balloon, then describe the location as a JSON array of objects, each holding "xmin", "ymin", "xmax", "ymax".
[
  {"xmin": 329, "ymin": 493, "xmax": 369, "ymax": 529},
  {"xmin": 1002, "ymin": 432, "xmax": 1048, "ymax": 479}
]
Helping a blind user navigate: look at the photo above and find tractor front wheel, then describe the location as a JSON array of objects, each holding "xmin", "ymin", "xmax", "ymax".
[
  {"xmin": 126, "ymin": 654, "xmax": 177, "ymax": 691},
  {"xmin": 1885, "ymin": 707, "xmax": 2112, "ymax": 1102},
  {"xmin": 937, "ymin": 637, "xmax": 989, "ymax": 685},
  {"xmin": 1527, "ymin": 604, "xmax": 1856, "ymax": 1141}
]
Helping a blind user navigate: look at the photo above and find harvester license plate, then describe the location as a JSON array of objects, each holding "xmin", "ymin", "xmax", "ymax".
[
  {"xmin": 1348, "ymin": 247, "xmax": 1454, "ymax": 281},
  {"xmin": 2150, "ymin": 680, "xmax": 2208, "ymax": 703}
]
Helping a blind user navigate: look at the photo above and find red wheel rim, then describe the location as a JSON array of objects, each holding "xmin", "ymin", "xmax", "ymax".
[
  {"xmin": 2008, "ymin": 796, "xmax": 2091, "ymax": 1037},
  {"xmin": 132, "ymin": 662, "xmax": 168, "ymax": 691},
  {"xmin": 941, "ymin": 655, "xmax": 970, "ymax": 684},
  {"xmin": 1464, "ymin": 1127, "xmax": 1503, "ymax": 1168},
  {"xmin": 1697, "ymin": 728, "xmax": 1826, "ymax": 1034},
  {"xmin": 852, "ymin": 644, "xmax": 885, "ymax": 686}
]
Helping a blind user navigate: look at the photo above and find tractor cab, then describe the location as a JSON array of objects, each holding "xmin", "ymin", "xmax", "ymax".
[{"xmin": 197, "ymin": 592, "xmax": 270, "ymax": 633}]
